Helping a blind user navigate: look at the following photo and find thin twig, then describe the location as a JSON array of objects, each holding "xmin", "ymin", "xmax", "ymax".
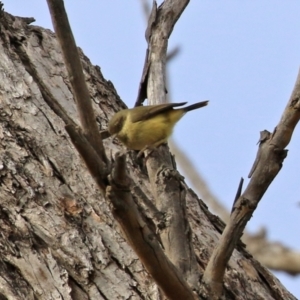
[
  {"xmin": 231, "ymin": 177, "xmax": 244, "ymax": 213},
  {"xmin": 169, "ymin": 140, "xmax": 230, "ymax": 224},
  {"xmin": 140, "ymin": 0, "xmax": 151, "ymax": 18}
]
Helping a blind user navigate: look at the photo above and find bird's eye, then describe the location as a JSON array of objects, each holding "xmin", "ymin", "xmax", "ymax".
[
  {"xmin": 116, "ymin": 116, "xmax": 124, "ymax": 132},
  {"xmin": 109, "ymin": 115, "xmax": 125, "ymax": 134}
]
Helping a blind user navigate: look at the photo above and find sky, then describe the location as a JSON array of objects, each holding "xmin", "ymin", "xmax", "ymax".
[{"xmin": 5, "ymin": 1, "xmax": 300, "ymax": 297}]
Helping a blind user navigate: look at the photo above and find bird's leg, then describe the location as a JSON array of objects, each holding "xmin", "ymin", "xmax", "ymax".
[
  {"xmin": 137, "ymin": 146, "xmax": 154, "ymax": 158},
  {"xmin": 137, "ymin": 140, "xmax": 167, "ymax": 158}
]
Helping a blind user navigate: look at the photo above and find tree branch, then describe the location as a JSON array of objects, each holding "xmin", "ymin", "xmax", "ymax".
[
  {"xmin": 203, "ymin": 68, "xmax": 300, "ymax": 299},
  {"xmin": 245, "ymin": 228, "xmax": 300, "ymax": 276},
  {"xmin": 13, "ymin": 41, "xmax": 109, "ymax": 191},
  {"xmin": 136, "ymin": 0, "xmax": 189, "ymax": 106},
  {"xmin": 169, "ymin": 139, "xmax": 300, "ymax": 276},
  {"xmin": 44, "ymin": 1, "xmax": 199, "ymax": 296},
  {"xmin": 46, "ymin": 0, "xmax": 108, "ymax": 166},
  {"xmin": 107, "ymin": 152, "xmax": 197, "ymax": 300},
  {"xmin": 65, "ymin": 124, "xmax": 108, "ymax": 191},
  {"xmin": 136, "ymin": 0, "xmax": 200, "ymax": 288}
]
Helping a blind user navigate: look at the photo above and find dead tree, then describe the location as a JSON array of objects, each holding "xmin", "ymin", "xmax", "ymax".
[{"xmin": 0, "ymin": 1, "xmax": 297, "ymax": 299}]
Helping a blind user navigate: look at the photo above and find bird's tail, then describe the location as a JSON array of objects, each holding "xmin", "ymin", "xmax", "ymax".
[{"xmin": 183, "ymin": 100, "xmax": 209, "ymax": 112}]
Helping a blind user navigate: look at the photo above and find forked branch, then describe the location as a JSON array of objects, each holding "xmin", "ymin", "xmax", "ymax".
[
  {"xmin": 46, "ymin": 1, "xmax": 196, "ymax": 298},
  {"xmin": 202, "ymin": 69, "xmax": 300, "ymax": 299}
]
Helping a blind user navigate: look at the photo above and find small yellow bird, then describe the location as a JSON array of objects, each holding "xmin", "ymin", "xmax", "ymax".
[{"xmin": 108, "ymin": 101, "xmax": 208, "ymax": 155}]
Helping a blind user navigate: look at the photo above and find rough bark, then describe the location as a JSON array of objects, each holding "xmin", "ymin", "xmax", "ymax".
[{"xmin": 0, "ymin": 10, "xmax": 296, "ymax": 300}]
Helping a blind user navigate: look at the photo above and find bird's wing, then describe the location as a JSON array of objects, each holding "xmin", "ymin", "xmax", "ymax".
[{"xmin": 131, "ymin": 102, "xmax": 187, "ymax": 123}]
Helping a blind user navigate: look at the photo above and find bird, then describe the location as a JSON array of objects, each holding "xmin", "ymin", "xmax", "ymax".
[{"xmin": 108, "ymin": 101, "xmax": 208, "ymax": 156}]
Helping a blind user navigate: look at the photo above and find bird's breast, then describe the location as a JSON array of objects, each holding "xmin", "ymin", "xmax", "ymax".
[{"xmin": 117, "ymin": 112, "xmax": 181, "ymax": 150}]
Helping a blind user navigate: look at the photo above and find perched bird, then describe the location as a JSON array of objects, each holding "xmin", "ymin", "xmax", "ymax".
[{"xmin": 108, "ymin": 101, "xmax": 208, "ymax": 155}]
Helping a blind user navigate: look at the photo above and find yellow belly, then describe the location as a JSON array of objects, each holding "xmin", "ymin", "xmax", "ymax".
[{"xmin": 117, "ymin": 111, "xmax": 182, "ymax": 150}]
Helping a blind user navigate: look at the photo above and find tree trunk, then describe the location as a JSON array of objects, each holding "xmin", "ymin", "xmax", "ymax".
[{"xmin": 0, "ymin": 11, "xmax": 296, "ymax": 300}]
